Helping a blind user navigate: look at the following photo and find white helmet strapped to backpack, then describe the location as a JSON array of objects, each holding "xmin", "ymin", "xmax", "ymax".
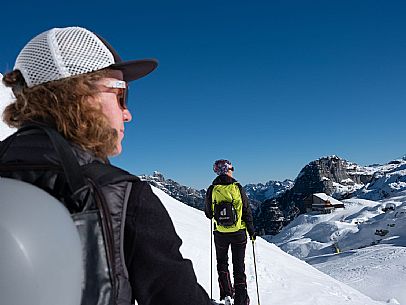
[{"xmin": 0, "ymin": 177, "xmax": 83, "ymax": 305}]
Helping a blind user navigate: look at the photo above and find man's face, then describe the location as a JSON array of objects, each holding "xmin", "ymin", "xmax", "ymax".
[{"xmin": 95, "ymin": 70, "xmax": 132, "ymax": 156}]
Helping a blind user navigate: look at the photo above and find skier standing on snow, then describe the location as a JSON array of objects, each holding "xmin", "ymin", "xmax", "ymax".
[
  {"xmin": 205, "ymin": 159, "xmax": 256, "ymax": 305},
  {"xmin": 0, "ymin": 26, "xmax": 214, "ymax": 305}
]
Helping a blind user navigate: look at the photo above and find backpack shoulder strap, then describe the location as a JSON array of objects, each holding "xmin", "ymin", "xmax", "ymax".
[
  {"xmin": 0, "ymin": 124, "xmax": 90, "ymax": 210},
  {"xmin": 233, "ymin": 181, "xmax": 241, "ymax": 188},
  {"xmin": 81, "ymin": 162, "xmax": 140, "ymax": 187}
]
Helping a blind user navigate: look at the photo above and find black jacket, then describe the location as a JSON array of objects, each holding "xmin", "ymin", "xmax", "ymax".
[
  {"xmin": 204, "ymin": 174, "xmax": 255, "ymax": 236},
  {"xmin": 124, "ymin": 179, "xmax": 211, "ymax": 304},
  {"xmin": 0, "ymin": 129, "xmax": 212, "ymax": 305}
]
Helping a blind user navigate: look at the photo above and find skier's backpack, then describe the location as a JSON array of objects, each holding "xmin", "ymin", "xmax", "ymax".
[
  {"xmin": 0, "ymin": 125, "xmax": 138, "ymax": 305},
  {"xmin": 211, "ymin": 183, "xmax": 246, "ymax": 233}
]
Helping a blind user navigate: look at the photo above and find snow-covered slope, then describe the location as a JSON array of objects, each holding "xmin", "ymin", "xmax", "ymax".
[
  {"xmin": 152, "ymin": 186, "xmax": 385, "ymax": 305},
  {"xmin": 309, "ymin": 244, "xmax": 406, "ymax": 305},
  {"xmin": 0, "ymin": 74, "xmax": 16, "ymax": 140},
  {"xmin": 269, "ymin": 162, "xmax": 406, "ymax": 304},
  {"xmin": 270, "ymin": 161, "xmax": 406, "ymax": 257}
]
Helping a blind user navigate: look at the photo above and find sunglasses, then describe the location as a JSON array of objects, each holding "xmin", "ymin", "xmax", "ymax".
[
  {"xmin": 229, "ymin": 166, "xmax": 234, "ymax": 172},
  {"xmin": 98, "ymin": 80, "xmax": 128, "ymax": 109}
]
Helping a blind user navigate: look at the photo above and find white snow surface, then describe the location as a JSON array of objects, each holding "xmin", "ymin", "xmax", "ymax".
[
  {"xmin": 269, "ymin": 172, "xmax": 406, "ymax": 305},
  {"xmin": 308, "ymin": 245, "xmax": 406, "ymax": 305},
  {"xmin": 152, "ymin": 186, "xmax": 385, "ymax": 305},
  {"xmin": 0, "ymin": 74, "xmax": 16, "ymax": 140}
]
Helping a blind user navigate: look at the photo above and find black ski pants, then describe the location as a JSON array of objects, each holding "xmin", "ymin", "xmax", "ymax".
[{"xmin": 213, "ymin": 229, "xmax": 247, "ymax": 300}]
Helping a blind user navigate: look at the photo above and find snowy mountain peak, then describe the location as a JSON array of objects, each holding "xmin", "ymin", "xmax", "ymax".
[
  {"xmin": 140, "ymin": 172, "xmax": 206, "ymax": 210},
  {"xmin": 268, "ymin": 157, "xmax": 406, "ymax": 304},
  {"xmin": 355, "ymin": 158, "xmax": 406, "ymax": 201},
  {"xmin": 244, "ymin": 179, "xmax": 294, "ymax": 205},
  {"xmin": 255, "ymin": 156, "xmax": 406, "ymax": 237},
  {"xmin": 152, "ymin": 171, "xmax": 164, "ymax": 178}
]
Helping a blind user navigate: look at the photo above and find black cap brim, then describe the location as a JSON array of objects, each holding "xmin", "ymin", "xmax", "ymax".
[
  {"xmin": 110, "ymin": 59, "xmax": 158, "ymax": 82},
  {"xmin": 94, "ymin": 33, "xmax": 158, "ymax": 82}
]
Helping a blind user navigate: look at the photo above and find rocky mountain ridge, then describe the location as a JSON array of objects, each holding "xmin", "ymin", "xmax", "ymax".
[
  {"xmin": 139, "ymin": 171, "xmax": 292, "ymax": 211},
  {"xmin": 256, "ymin": 155, "xmax": 406, "ymax": 235},
  {"xmin": 244, "ymin": 179, "xmax": 294, "ymax": 208},
  {"xmin": 139, "ymin": 155, "xmax": 406, "ymax": 237},
  {"xmin": 139, "ymin": 172, "xmax": 206, "ymax": 210}
]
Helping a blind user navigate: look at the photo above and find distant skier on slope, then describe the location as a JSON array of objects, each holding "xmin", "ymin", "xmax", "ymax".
[
  {"xmin": 0, "ymin": 26, "xmax": 214, "ymax": 305},
  {"xmin": 205, "ymin": 159, "xmax": 256, "ymax": 305}
]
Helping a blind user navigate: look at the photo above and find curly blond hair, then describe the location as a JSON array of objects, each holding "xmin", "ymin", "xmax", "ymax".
[{"xmin": 2, "ymin": 69, "xmax": 118, "ymax": 159}]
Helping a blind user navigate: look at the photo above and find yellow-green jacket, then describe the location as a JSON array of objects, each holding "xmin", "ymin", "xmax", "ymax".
[{"xmin": 205, "ymin": 174, "xmax": 255, "ymax": 235}]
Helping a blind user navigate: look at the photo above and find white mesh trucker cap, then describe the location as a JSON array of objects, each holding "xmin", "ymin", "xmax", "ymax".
[{"xmin": 14, "ymin": 27, "xmax": 158, "ymax": 87}]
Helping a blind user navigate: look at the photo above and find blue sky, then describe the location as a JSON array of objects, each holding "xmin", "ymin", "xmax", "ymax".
[{"xmin": 1, "ymin": 1, "xmax": 406, "ymax": 189}]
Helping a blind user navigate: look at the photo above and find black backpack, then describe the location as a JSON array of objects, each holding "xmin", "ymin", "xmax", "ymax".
[
  {"xmin": 0, "ymin": 125, "xmax": 138, "ymax": 305},
  {"xmin": 213, "ymin": 200, "xmax": 238, "ymax": 227}
]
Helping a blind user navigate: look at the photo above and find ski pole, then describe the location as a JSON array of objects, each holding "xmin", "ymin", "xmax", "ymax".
[
  {"xmin": 210, "ymin": 219, "xmax": 213, "ymax": 300},
  {"xmin": 252, "ymin": 239, "xmax": 260, "ymax": 305}
]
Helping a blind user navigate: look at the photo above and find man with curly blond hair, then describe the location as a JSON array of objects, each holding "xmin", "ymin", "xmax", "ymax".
[{"xmin": 0, "ymin": 26, "xmax": 213, "ymax": 305}]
